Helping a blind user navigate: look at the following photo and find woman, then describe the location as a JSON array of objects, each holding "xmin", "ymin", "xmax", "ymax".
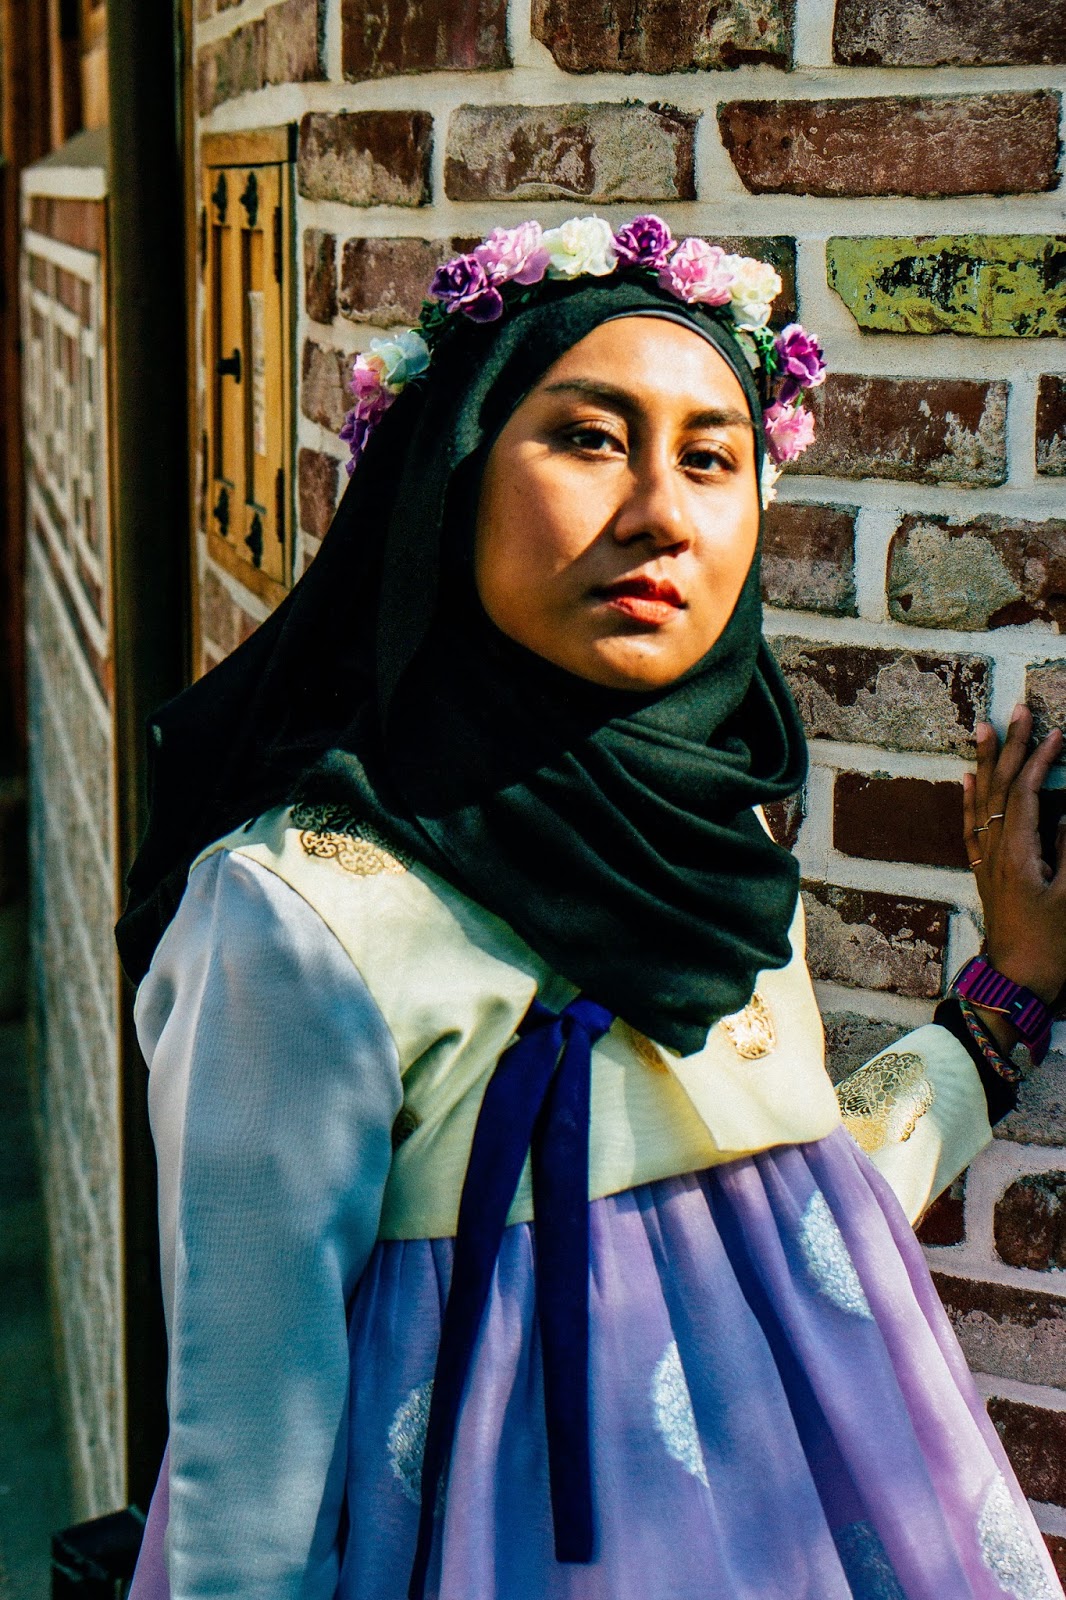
[{"xmin": 120, "ymin": 215, "xmax": 1066, "ymax": 1600}]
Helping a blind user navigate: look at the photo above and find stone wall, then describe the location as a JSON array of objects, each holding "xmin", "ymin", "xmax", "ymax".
[{"xmin": 190, "ymin": 0, "xmax": 1066, "ymax": 1570}]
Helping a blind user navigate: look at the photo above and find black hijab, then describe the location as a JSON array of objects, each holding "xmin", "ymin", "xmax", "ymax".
[{"xmin": 117, "ymin": 275, "xmax": 808, "ymax": 1056}]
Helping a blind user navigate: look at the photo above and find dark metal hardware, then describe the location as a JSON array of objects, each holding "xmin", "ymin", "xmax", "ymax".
[
  {"xmin": 245, "ymin": 513, "xmax": 264, "ymax": 568},
  {"xmin": 51, "ymin": 1507, "xmax": 145, "ymax": 1597},
  {"xmin": 239, "ymin": 170, "xmax": 258, "ymax": 228},
  {"xmin": 216, "ymin": 347, "xmax": 241, "ymax": 383},
  {"xmin": 210, "ymin": 170, "xmax": 227, "ymax": 223},
  {"xmin": 212, "ymin": 486, "xmax": 230, "ymax": 536},
  {"xmin": 275, "ymin": 467, "xmax": 285, "ymax": 546}
]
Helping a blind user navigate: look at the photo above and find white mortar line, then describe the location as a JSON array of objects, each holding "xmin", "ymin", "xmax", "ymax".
[
  {"xmin": 795, "ymin": 762, "xmax": 833, "ymax": 878},
  {"xmin": 775, "ymin": 478, "xmax": 1066, "ymax": 515},
  {"xmin": 973, "ymin": 1373, "xmax": 1066, "ymax": 1411},
  {"xmin": 988, "ymin": 655, "xmax": 1030, "ymax": 730},
  {"xmin": 1032, "ymin": 1502, "xmax": 1066, "ymax": 1539},
  {"xmin": 852, "ymin": 507, "xmax": 895, "ymax": 622},
  {"xmin": 762, "ymin": 605, "xmax": 1064, "ymax": 661},
  {"xmin": 323, "ymin": 0, "xmax": 343, "ymax": 85},
  {"xmin": 959, "ymin": 1141, "xmax": 1066, "ymax": 1276},
  {"xmin": 819, "ymin": 849, "xmax": 979, "ymax": 909},
  {"xmin": 1007, "ymin": 372, "xmax": 1040, "ymax": 490},
  {"xmin": 792, "ymin": 0, "xmax": 836, "ymax": 69},
  {"xmin": 812, "ymin": 980, "xmax": 932, "ymax": 1027}
]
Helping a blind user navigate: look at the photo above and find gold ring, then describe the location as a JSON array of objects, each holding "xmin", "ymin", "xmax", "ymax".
[
  {"xmin": 970, "ymin": 856, "xmax": 984, "ymax": 868},
  {"xmin": 974, "ymin": 824, "xmax": 988, "ymax": 835},
  {"xmin": 986, "ymin": 812, "xmax": 1005, "ymax": 823}
]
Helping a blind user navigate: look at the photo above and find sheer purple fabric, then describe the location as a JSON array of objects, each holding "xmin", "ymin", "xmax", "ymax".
[{"xmin": 130, "ymin": 1128, "xmax": 1062, "ymax": 1600}]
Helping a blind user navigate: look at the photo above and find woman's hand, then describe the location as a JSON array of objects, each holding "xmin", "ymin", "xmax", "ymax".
[{"xmin": 962, "ymin": 704, "xmax": 1066, "ymax": 1055}]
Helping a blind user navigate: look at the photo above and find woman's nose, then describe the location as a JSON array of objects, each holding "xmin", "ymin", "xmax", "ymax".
[{"xmin": 611, "ymin": 451, "xmax": 690, "ymax": 550}]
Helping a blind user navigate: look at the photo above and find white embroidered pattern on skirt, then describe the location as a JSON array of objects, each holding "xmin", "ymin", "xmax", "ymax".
[
  {"xmin": 651, "ymin": 1340, "xmax": 709, "ymax": 1487},
  {"xmin": 977, "ymin": 1477, "xmax": 1058, "ymax": 1600},
  {"xmin": 387, "ymin": 1381, "xmax": 434, "ymax": 1505},
  {"xmin": 798, "ymin": 1191, "xmax": 873, "ymax": 1320}
]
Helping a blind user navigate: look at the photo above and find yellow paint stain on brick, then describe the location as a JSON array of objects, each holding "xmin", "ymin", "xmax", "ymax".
[{"xmin": 827, "ymin": 235, "xmax": 1066, "ymax": 338}]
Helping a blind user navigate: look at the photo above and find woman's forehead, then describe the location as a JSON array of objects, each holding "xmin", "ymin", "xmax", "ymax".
[{"xmin": 535, "ymin": 315, "xmax": 753, "ymax": 415}]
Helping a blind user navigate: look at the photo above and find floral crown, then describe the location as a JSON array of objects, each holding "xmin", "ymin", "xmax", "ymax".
[{"xmin": 339, "ymin": 213, "xmax": 826, "ymax": 507}]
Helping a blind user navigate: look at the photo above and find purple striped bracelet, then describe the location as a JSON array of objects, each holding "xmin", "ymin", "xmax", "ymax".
[{"xmin": 950, "ymin": 955, "xmax": 1053, "ymax": 1067}]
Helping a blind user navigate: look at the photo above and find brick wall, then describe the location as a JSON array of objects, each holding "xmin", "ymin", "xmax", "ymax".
[{"xmin": 191, "ymin": 0, "xmax": 1066, "ymax": 1566}]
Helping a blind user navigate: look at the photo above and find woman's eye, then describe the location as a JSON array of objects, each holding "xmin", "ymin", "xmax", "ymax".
[
  {"xmin": 567, "ymin": 425, "xmax": 624, "ymax": 454},
  {"xmin": 684, "ymin": 446, "xmax": 731, "ymax": 474}
]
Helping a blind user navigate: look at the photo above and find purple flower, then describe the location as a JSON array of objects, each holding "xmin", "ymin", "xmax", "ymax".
[
  {"xmin": 427, "ymin": 254, "xmax": 504, "ymax": 322},
  {"xmin": 340, "ymin": 387, "xmax": 395, "ymax": 473},
  {"xmin": 763, "ymin": 400, "xmax": 816, "ymax": 465},
  {"xmin": 612, "ymin": 214, "xmax": 675, "ymax": 270},
  {"xmin": 473, "ymin": 222, "xmax": 550, "ymax": 287},
  {"xmin": 774, "ymin": 323, "xmax": 826, "ymax": 405},
  {"xmin": 658, "ymin": 238, "xmax": 734, "ymax": 307}
]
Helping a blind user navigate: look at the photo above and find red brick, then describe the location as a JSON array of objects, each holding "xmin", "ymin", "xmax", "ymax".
[
  {"xmin": 918, "ymin": 1176, "xmax": 967, "ymax": 1246},
  {"xmin": 1037, "ymin": 376, "xmax": 1066, "ymax": 477},
  {"xmin": 339, "ymin": 237, "xmax": 455, "ymax": 327},
  {"xmin": 763, "ymin": 788, "xmax": 804, "ymax": 851},
  {"xmin": 794, "ymin": 374, "xmax": 1007, "ymax": 488},
  {"xmin": 444, "ymin": 102, "xmax": 698, "ymax": 203},
  {"xmin": 719, "ymin": 93, "xmax": 1060, "ymax": 198},
  {"xmin": 531, "ymin": 0, "xmax": 792, "ymax": 72},
  {"xmin": 301, "ymin": 341, "xmax": 351, "ymax": 432},
  {"xmin": 833, "ymin": 0, "xmax": 1066, "ymax": 66},
  {"xmin": 200, "ymin": 568, "xmax": 252, "ymax": 660},
  {"xmin": 801, "ymin": 880, "xmax": 950, "ymax": 998},
  {"xmin": 822, "ymin": 1011, "xmax": 903, "ymax": 1083},
  {"xmin": 343, "ymin": 0, "xmax": 508, "ymax": 77},
  {"xmin": 196, "ymin": 19, "xmax": 266, "ymax": 114},
  {"xmin": 986, "ymin": 1396, "xmax": 1066, "ymax": 1505},
  {"xmin": 1048, "ymin": 1535, "xmax": 1066, "ymax": 1586},
  {"xmin": 298, "ymin": 111, "xmax": 433, "ymax": 208},
  {"xmin": 1027, "ymin": 660, "xmax": 1066, "ymax": 748},
  {"xmin": 994, "ymin": 1172, "xmax": 1066, "ymax": 1271},
  {"xmin": 931, "ymin": 1270, "xmax": 1066, "ymax": 1388},
  {"xmin": 264, "ymin": 0, "xmax": 326, "ymax": 83},
  {"xmin": 996, "ymin": 1049, "xmax": 1066, "ymax": 1149},
  {"xmin": 298, "ymin": 448, "xmax": 340, "ymax": 540},
  {"xmin": 888, "ymin": 514, "xmax": 1066, "ymax": 631},
  {"xmin": 303, "ymin": 230, "xmax": 337, "ymax": 324},
  {"xmin": 761, "ymin": 502, "xmax": 856, "ymax": 616},
  {"xmin": 771, "ymin": 638, "xmax": 989, "ymax": 755},
  {"xmin": 833, "ymin": 773, "xmax": 968, "ymax": 871}
]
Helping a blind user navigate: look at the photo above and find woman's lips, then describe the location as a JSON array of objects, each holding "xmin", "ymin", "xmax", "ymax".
[{"xmin": 592, "ymin": 575, "xmax": 686, "ymax": 627}]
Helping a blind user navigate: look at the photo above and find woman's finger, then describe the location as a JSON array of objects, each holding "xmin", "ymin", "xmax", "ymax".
[
  {"xmin": 961, "ymin": 771, "xmax": 986, "ymax": 874},
  {"xmin": 973, "ymin": 721, "xmax": 996, "ymax": 820},
  {"xmin": 1002, "ymin": 728, "xmax": 1064, "ymax": 873},
  {"xmin": 985, "ymin": 704, "xmax": 1034, "ymax": 823}
]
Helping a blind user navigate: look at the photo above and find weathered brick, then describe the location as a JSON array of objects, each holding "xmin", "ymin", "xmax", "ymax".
[
  {"xmin": 1027, "ymin": 660, "xmax": 1066, "ymax": 747},
  {"xmin": 802, "ymin": 880, "xmax": 949, "ymax": 998},
  {"xmin": 200, "ymin": 568, "xmax": 245, "ymax": 659},
  {"xmin": 830, "ymin": 233, "xmax": 1066, "ymax": 337},
  {"xmin": 996, "ymin": 1048, "xmax": 1066, "ymax": 1148},
  {"xmin": 822, "ymin": 1011, "xmax": 903, "ymax": 1083},
  {"xmin": 931, "ymin": 1271, "xmax": 1066, "ymax": 1389},
  {"xmin": 720, "ymin": 94, "xmax": 1060, "ymax": 199},
  {"xmin": 298, "ymin": 448, "xmax": 340, "ymax": 541},
  {"xmin": 888, "ymin": 514, "xmax": 1066, "ymax": 632},
  {"xmin": 986, "ymin": 1396, "xmax": 1066, "ymax": 1505},
  {"xmin": 301, "ymin": 341, "xmax": 352, "ymax": 432},
  {"xmin": 833, "ymin": 0, "xmax": 1066, "ymax": 66},
  {"xmin": 834, "ymin": 773, "xmax": 968, "ymax": 871},
  {"xmin": 771, "ymin": 638, "xmax": 989, "ymax": 755},
  {"xmin": 196, "ymin": 19, "xmax": 266, "ymax": 115},
  {"xmin": 264, "ymin": 0, "xmax": 326, "ymax": 83},
  {"xmin": 1048, "ymin": 1536, "xmax": 1066, "ymax": 1586},
  {"xmin": 531, "ymin": 0, "xmax": 792, "ymax": 73},
  {"xmin": 1037, "ymin": 375, "xmax": 1066, "ymax": 476},
  {"xmin": 444, "ymin": 103, "xmax": 698, "ymax": 203},
  {"xmin": 995, "ymin": 1172, "xmax": 1066, "ymax": 1271},
  {"xmin": 761, "ymin": 501, "xmax": 856, "ymax": 615},
  {"xmin": 339, "ymin": 236, "xmax": 455, "ymax": 326},
  {"xmin": 794, "ymin": 375, "xmax": 1007, "ymax": 487},
  {"xmin": 303, "ymin": 230, "xmax": 337, "ymax": 324},
  {"xmin": 763, "ymin": 787, "xmax": 804, "ymax": 851},
  {"xmin": 343, "ymin": 0, "xmax": 508, "ymax": 78},
  {"xmin": 298, "ymin": 111, "xmax": 433, "ymax": 208},
  {"xmin": 918, "ymin": 1175, "xmax": 967, "ymax": 1246}
]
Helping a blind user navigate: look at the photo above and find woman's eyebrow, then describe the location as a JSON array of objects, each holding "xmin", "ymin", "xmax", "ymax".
[{"xmin": 541, "ymin": 378, "xmax": 753, "ymax": 431}]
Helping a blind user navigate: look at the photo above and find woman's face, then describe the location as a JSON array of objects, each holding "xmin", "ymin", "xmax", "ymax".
[{"xmin": 474, "ymin": 315, "xmax": 760, "ymax": 692}]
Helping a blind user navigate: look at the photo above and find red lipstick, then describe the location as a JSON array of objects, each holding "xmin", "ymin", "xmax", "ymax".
[{"xmin": 593, "ymin": 574, "xmax": 686, "ymax": 626}]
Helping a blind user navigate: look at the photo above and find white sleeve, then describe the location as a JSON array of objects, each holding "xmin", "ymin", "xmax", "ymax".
[
  {"xmin": 834, "ymin": 1023, "xmax": 992, "ymax": 1225},
  {"xmin": 134, "ymin": 848, "xmax": 403, "ymax": 1600}
]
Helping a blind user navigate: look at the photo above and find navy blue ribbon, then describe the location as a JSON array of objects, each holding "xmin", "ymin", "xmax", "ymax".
[{"xmin": 408, "ymin": 995, "xmax": 614, "ymax": 1600}]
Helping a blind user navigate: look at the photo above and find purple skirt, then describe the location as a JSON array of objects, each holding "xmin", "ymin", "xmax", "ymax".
[{"xmin": 131, "ymin": 1128, "xmax": 1062, "ymax": 1599}]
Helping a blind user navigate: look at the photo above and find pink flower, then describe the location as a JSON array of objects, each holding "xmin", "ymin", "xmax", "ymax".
[
  {"xmin": 427, "ymin": 254, "xmax": 504, "ymax": 322},
  {"xmin": 340, "ymin": 375, "xmax": 395, "ymax": 472},
  {"xmin": 763, "ymin": 401, "xmax": 816, "ymax": 465},
  {"xmin": 473, "ymin": 222, "xmax": 550, "ymax": 286},
  {"xmin": 658, "ymin": 238, "xmax": 735, "ymax": 306},
  {"xmin": 612, "ymin": 214, "xmax": 675, "ymax": 270},
  {"xmin": 774, "ymin": 323, "xmax": 827, "ymax": 406},
  {"xmin": 349, "ymin": 356, "xmax": 388, "ymax": 404}
]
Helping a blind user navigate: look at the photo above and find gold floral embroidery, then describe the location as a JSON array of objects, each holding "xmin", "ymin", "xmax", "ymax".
[
  {"xmin": 836, "ymin": 1051, "xmax": 935, "ymax": 1155},
  {"xmin": 622, "ymin": 1021, "xmax": 669, "ymax": 1074},
  {"xmin": 291, "ymin": 801, "xmax": 410, "ymax": 876},
  {"xmin": 720, "ymin": 991, "xmax": 776, "ymax": 1060}
]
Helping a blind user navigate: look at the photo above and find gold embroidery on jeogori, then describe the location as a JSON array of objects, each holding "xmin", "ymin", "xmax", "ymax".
[
  {"xmin": 720, "ymin": 991, "xmax": 776, "ymax": 1060},
  {"xmin": 292, "ymin": 801, "xmax": 410, "ymax": 876},
  {"xmin": 836, "ymin": 1051, "xmax": 935, "ymax": 1155}
]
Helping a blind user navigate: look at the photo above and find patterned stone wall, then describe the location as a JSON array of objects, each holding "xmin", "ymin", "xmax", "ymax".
[
  {"xmin": 190, "ymin": 0, "xmax": 1066, "ymax": 1570},
  {"xmin": 20, "ymin": 176, "xmax": 125, "ymax": 1518}
]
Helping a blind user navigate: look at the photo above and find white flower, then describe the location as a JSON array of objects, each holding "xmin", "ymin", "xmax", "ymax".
[
  {"xmin": 542, "ymin": 215, "xmax": 617, "ymax": 279},
  {"xmin": 760, "ymin": 455, "xmax": 782, "ymax": 508},
  {"xmin": 722, "ymin": 255, "xmax": 782, "ymax": 328},
  {"xmin": 367, "ymin": 328, "xmax": 431, "ymax": 391}
]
